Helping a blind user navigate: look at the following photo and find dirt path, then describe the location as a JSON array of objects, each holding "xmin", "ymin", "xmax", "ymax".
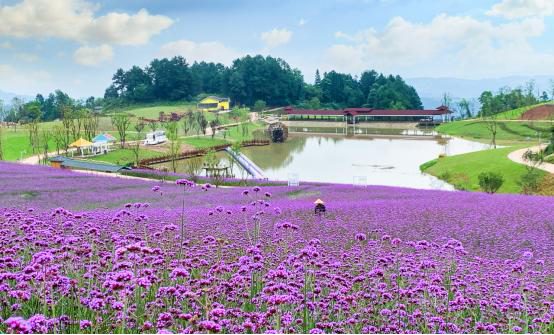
[{"xmin": 507, "ymin": 144, "xmax": 554, "ymax": 173}]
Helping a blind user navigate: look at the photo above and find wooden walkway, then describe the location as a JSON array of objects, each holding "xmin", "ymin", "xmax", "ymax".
[{"xmin": 138, "ymin": 139, "xmax": 269, "ymax": 166}]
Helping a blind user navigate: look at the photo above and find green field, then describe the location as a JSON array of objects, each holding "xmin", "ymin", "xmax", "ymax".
[
  {"xmin": 421, "ymin": 145, "xmax": 539, "ymax": 193},
  {"xmin": 182, "ymin": 137, "xmax": 229, "ymax": 148},
  {"xmin": 122, "ymin": 104, "xmax": 251, "ymax": 126},
  {"xmin": 87, "ymin": 148, "xmax": 162, "ymax": 165},
  {"xmin": 121, "ymin": 103, "xmax": 196, "ymax": 119},
  {"xmin": 217, "ymin": 122, "xmax": 265, "ymax": 142},
  {"xmin": 436, "ymin": 120, "xmax": 551, "ymax": 145},
  {"xmin": 1, "ymin": 128, "xmax": 57, "ymax": 161}
]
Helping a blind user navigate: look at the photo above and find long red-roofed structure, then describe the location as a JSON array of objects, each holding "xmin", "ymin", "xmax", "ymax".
[
  {"xmin": 283, "ymin": 106, "xmax": 452, "ymax": 123},
  {"xmin": 284, "ymin": 106, "xmax": 450, "ymax": 116}
]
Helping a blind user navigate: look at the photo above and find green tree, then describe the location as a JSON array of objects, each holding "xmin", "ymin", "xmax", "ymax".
[
  {"xmin": 314, "ymin": 69, "xmax": 321, "ymax": 87},
  {"xmin": 147, "ymin": 57, "xmax": 194, "ymax": 100},
  {"xmin": 190, "ymin": 61, "xmax": 226, "ymax": 94},
  {"xmin": 20, "ymin": 102, "xmax": 42, "ymax": 122},
  {"xmin": 457, "ymin": 99, "xmax": 474, "ymax": 119},
  {"xmin": 131, "ymin": 122, "xmax": 146, "ymax": 166},
  {"xmin": 111, "ymin": 113, "xmax": 131, "ymax": 149},
  {"xmin": 484, "ymin": 115, "xmax": 498, "ymax": 149},
  {"xmin": 478, "ymin": 171, "xmax": 504, "ymax": 194},
  {"xmin": 253, "ymin": 100, "xmax": 267, "ymax": 112},
  {"xmin": 163, "ymin": 121, "xmax": 181, "ymax": 172},
  {"xmin": 209, "ymin": 119, "xmax": 219, "ymax": 139},
  {"xmin": 307, "ymin": 97, "xmax": 321, "ymax": 110}
]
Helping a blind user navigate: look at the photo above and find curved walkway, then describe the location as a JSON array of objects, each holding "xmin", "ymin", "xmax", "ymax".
[{"xmin": 508, "ymin": 144, "xmax": 554, "ymax": 173}]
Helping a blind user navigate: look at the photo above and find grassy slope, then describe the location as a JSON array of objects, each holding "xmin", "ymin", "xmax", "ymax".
[
  {"xmin": 493, "ymin": 102, "xmax": 552, "ymax": 120},
  {"xmin": 122, "ymin": 104, "xmax": 195, "ymax": 119},
  {"xmin": 123, "ymin": 104, "xmax": 251, "ymax": 126},
  {"xmin": 422, "ymin": 145, "xmax": 540, "ymax": 194},
  {"xmin": 436, "ymin": 120, "xmax": 551, "ymax": 145}
]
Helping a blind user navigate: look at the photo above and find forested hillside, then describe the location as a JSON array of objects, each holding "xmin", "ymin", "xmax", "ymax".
[{"xmin": 104, "ymin": 55, "xmax": 423, "ymax": 110}]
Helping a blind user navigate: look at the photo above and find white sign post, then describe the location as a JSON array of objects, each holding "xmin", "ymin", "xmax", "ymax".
[{"xmin": 288, "ymin": 173, "xmax": 300, "ymax": 187}]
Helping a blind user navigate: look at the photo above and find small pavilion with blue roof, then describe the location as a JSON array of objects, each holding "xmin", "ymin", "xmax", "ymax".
[{"xmin": 91, "ymin": 133, "xmax": 116, "ymax": 155}]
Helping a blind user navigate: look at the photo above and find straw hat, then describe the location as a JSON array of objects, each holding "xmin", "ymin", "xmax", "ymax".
[{"xmin": 314, "ymin": 199, "xmax": 325, "ymax": 205}]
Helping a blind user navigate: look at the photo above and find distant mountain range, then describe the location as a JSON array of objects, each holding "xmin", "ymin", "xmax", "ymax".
[
  {"xmin": 0, "ymin": 90, "xmax": 32, "ymax": 108},
  {"xmin": 406, "ymin": 75, "xmax": 554, "ymax": 109},
  {"xmin": 3, "ymin": 75, "xmax": 554, "ymax": 112}
]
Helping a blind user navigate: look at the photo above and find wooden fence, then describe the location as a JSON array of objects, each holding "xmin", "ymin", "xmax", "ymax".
[{"xmin": 138, "ymin": 139, "xmax": 269, "ymax": 166}]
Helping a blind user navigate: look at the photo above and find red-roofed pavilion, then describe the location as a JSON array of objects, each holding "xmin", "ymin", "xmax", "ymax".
[{"xmin": 283, "ymin": 106, "xmax": 451, "ymax": 124}]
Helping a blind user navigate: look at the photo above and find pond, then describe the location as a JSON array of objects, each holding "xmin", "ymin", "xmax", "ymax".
[{"xmin": 163, "ymin": 127, "xmax": 492, "ymax": 190}]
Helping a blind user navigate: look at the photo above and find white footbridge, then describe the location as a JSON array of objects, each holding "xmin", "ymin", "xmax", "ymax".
[{"xmin": 224, "ymin": 147, "xmax": 267, "ymax": 180}]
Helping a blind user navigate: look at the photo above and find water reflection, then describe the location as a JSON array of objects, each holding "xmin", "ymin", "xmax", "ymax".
[
  {"xmin": 162, "ymin": 127, "xmax": 492, "ymax": 190},
  {"xmin": 238, "ymin": 130, "xmax": 491, "ymax": 190}
]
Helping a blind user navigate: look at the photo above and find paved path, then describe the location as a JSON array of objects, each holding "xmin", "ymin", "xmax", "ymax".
[{"xmin": 507, "ymin": 144, "xmax": 554, "ymax": 173}]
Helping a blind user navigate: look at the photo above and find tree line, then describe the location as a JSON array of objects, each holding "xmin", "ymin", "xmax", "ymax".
[
  {"xmin": 478, "ymin": 80, "xmax": 550, "ymax": 117},
  {"xmin": 103, "ymin": 55, "xmax": 423, "ymax": 110},
  {"xmin": 0, "ymin": 92, "xmax": 103, "ymax": 163},
  {"xmin": 3, "ymin": 90, "xmax": 103, "ymax": 123}
]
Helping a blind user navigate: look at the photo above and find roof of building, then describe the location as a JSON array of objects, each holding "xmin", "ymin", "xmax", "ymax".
[
  {"xmin": 200, "ymin": 96, "xmax": 230, "ymax": 103},
  {"xmin": 48, "ymin": 156, "xmax": 131, "ymax": 173},
  {"xmin": 69, "ymin": 138, "xmax": 93, "ymax": 148},
  {"xmin": 284, "ymin": 106, "xmax": 451, "ymax": 116},
  {"xmin": 92, "ymin": 133, "xmax": 116, "ymax": 143}
]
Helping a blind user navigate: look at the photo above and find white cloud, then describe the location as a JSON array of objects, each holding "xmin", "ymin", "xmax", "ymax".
[
  {"xmin": 298, "ymin": 18, "xmax": 306, "ymax": 26},
  {"xmin": 0, "ymin": 0, "xmax": 173, "ymax": 45},
  {"xmin": 73, "ymin": 44, "xmax": 113, "ymax": 66},
  {"xmin": 487, "ymin": 0, "xmax": 554, "ymax": 19},
  {"xmin": 0, "ymin": 41, "xmax": 12, "ymax": 49},
  {"xmin": 0, "ymin": 64, "xmax": 14, "ymax": 76},
  {"xmin": 160, "ymin": 40, "xmax": 241, "ymax": 65},
  {"xmin": 16, "ymin": 52, "xmax": 39, "ymax": 63},
  {"xmin": 326, "ymin": 14, "xmax": 554, "ymax": 78},
  {"xmin": 261, "ymin": 28, "xmax": 293, "ymax": 48},
  {"xmin": 0, "ymin": 64, "xmax": 52, "ymax": 94}
]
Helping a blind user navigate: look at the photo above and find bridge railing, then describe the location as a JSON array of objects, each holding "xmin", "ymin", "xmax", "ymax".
[{"xmin": 138, "ymin": 139, "xmax": 269, "ymax": 166}]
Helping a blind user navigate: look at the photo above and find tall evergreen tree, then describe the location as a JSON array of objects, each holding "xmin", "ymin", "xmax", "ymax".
[{"xmin": 315, "ymin": 69, "xmax": 321, "ymax": 87}]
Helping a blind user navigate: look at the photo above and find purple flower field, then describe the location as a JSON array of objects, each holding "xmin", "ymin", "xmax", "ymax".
[{"xmin": 0, "ymin": 161, "xmax": 553, "ymax": 333}]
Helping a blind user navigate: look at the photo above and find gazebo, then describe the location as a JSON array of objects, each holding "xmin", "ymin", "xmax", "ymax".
[
  {"xmin": 93, "ymin": 133, "xmax": 116, "ymax": 143},
  {"xmin": 69, "ymin": 138, "xmax": 93, "ymax": 157},
  {"xmin": 92, "ymin": 133, "xmax": 115, "ymax": 155}
]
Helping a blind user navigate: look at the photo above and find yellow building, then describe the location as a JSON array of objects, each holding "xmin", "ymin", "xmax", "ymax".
[{"xmin": 197, "ymin": 96, "xmax": 230, "ymax": 112}]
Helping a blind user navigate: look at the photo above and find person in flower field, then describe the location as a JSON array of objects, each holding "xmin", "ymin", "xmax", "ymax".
[{"xmin": 314, "ymin": 198, "xmax": 326, "ymax": 215}]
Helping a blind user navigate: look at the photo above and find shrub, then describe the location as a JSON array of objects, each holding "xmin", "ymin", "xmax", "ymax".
[
  {"xmin": 452, "ymin": 173, "xmax": 472, "ymax": 191},
  {"xmin": 518, "ymin": 170, "xmax": 542, "ymax": 195},
  {"xmin": 419, "ymin": 159, "xmax": 437, "ymax": 171},
  {"xmin": 253, "ymin": 100, "xmax": 267, "ymax": 112},
  {"xmin": 478, "ymin": 171, "xmax": 504, "ymax": 194}
]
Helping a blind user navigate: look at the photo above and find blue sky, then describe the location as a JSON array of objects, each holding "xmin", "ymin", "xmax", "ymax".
[{"xmin": 1, "ymin": 0, "xmax": 554, "ymax": 98}]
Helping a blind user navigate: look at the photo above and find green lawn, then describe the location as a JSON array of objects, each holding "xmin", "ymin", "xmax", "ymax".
[
  {"xmin": 217, "ymin": 122, "xmax": 265, "ymax": 142},
  {"xmin": 123, "ymin": 103, "xmax": 251, "ymax": 127},
  {"xmin": 421, "ymin": 145, "xmax": 540, "ymax": 194},
  {"xmin": 122, "ymin": 104, "xmax": 196, "ymax": 119},
  {"xmin": 436, "ymin": 120, "xmax": 551, "ymax": 145},
  {"xmin": 182, "ymin": 137, "xmax": 229, "ymax": 148},
  {"xmin": 1, "ymin": 128, "xmax": 57, "ymax": 161},
  {"xmin": 87, "ymin": 148, "xmax": 161, "ymax": 165}
]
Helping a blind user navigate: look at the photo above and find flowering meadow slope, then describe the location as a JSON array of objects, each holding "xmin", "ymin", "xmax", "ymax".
[{"xmin": 0, "ymin": 162, "xmax": 553, "ymax": 333}]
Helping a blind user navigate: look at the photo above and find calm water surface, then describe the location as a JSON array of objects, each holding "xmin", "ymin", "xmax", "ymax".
[
  {"xmin": 167, "ymin": 127, "xmax": 492, "ymax": 190},
  {"xmin": 238, "ymin": 130, "xmax": 491, "ymax": 190}
]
